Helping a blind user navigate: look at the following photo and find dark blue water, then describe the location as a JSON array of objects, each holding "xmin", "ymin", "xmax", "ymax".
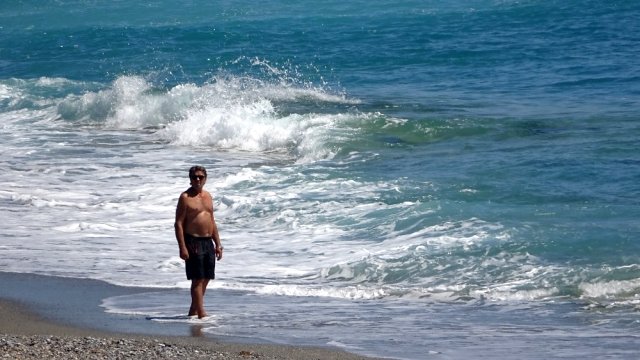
[{"xmin": 1, "ymin": 1, "xmax": 640, "ymax": 358}]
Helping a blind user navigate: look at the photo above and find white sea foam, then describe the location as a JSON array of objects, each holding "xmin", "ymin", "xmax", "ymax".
[
  {"xmin": 252, "ymin": 284, "xmax": 388, "ymax": 300},
  {"xmin": 0, "ymin": 83, "xmax": 12, "ymax": 101},
  {"xmin": 34, "ymin": 76, "xmax": 76, "ymax": 87},
  {"xmin": 52, "ymin": 74, "xmax": 362, "ymax": 162},
  {"xmin": 580, "ymin": 278, "xmax": 640, "ymax": 299},
  {"xmin": 473, "ymin": 286, "xmax": 559, "ymax": 302}
]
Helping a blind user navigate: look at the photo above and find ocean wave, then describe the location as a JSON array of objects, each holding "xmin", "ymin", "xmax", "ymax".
[
  {"xmin": 47, "ymin": 72, "xmax": 442, "ymax": 163},
  {"xmin": 580, "ymin": 277, "xmax": 640, "ymax": 303},
  {"xmin": 49, "ymin": 74, "xmax": 367, "ymax": 161},
  {"xmin": 3, "ymin": 74, "xmax": 466, "ymax": 163}
]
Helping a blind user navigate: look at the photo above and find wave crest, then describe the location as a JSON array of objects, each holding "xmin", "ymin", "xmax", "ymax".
[{"xmin": 55, "ymin": 74, "xmax": 362, "ymax": 161}]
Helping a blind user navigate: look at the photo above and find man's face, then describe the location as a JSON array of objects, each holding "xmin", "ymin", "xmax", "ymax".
[{"xmin": 190, "ymin": 171, "xmax": 207, "ymax": 188}]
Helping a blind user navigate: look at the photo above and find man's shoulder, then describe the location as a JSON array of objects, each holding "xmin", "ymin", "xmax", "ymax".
[
  {"xmin": 203, "ymin": 190, "xmax": 213, "ymax": 200},
  {"xmin": 179, "ymin": 188, "xmax": 195, "ymax": 200}
]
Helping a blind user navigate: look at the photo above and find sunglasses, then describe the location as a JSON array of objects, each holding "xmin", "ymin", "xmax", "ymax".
[{"xmin": 191, "ymin": 175, "xmax": 206, "ymax": 181}]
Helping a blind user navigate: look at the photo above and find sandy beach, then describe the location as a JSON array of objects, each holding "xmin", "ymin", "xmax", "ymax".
[{"xmin": 0, "ymin": 272, "xmax": 378, "ymax": 359}]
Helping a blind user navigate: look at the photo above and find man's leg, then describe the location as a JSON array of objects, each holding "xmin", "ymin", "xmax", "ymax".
[{"xmin": 189, "ymin": 278, "xmax": 210, "ymax": 318}]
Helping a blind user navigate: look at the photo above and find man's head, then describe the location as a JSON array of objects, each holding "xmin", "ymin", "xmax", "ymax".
[
  {"xmin": 189, "ymin": 165, "xmax": 207, "ymax": 189},
  {"xmin": 189, "ymin": 165, "xmax": 207, "ymax": 180}
]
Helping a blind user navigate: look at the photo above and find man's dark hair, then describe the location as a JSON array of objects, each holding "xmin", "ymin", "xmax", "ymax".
[{"xmin": 189, "ymin": 165, "xmax": 207, "ymax": 179}]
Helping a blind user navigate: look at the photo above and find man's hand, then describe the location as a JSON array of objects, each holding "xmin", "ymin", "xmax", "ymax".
[
  {"xmin": 179, "ymin": 246, "xmax": 189, "ymax": 260},
  {"xmin": 215, "ymin": 247, "xmax": 223, "ymax": 261}
]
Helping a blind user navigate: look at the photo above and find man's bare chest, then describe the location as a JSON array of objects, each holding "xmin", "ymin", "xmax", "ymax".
[{"xmin": 185, "ymin": 198, "xmax": 212, "ymax": 215}]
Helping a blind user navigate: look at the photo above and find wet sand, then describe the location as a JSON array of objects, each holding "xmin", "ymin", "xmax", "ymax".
[{"xmin": 0, "ymin": 272, "xmax": 379, "ymax": 359}]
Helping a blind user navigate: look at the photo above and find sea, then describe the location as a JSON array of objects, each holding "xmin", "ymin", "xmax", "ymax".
[{"xmin": 1, "ymin": 1, "xmax": 639, "ymax": 359}]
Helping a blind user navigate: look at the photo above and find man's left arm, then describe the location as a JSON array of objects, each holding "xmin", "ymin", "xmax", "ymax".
[{"xmin": 209, "ymin": 193, "xmax": 223, "ymax": 260}]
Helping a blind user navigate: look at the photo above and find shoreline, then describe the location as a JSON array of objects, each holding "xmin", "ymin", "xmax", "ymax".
[{"xmin": 0, "ymin": 272, "xmax": 379, "ymax": 359}]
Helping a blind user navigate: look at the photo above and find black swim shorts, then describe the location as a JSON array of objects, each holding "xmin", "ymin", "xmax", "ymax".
[{"xmin": 184, "ymin": 234, "xmax": 216, "ymax": 280}]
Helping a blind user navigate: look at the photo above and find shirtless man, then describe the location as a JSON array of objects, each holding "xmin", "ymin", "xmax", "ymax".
[{"xmin": 174, "ymin": 165, "xmax": 223, "ymax": 318}]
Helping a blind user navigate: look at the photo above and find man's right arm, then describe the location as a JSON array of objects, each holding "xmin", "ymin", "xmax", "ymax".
[{"xmin": 174, "ymin": 193, "xmax": 189, "ymax": 260}]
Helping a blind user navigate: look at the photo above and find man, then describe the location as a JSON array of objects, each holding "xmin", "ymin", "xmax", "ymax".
[{"xmin": 174, "ymin": 165, "xmax": 223, "ymax": 318}]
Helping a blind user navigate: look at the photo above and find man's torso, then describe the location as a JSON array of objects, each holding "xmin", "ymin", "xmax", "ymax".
[{"xmin": 183, "ymin": 190, "xmax": 214, "ymax": 237}]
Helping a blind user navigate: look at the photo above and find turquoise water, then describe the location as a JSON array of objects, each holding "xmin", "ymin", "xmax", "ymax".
[{"xmin": 1, "ymin": 1, "xmax": 640, "ymax": 358}]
